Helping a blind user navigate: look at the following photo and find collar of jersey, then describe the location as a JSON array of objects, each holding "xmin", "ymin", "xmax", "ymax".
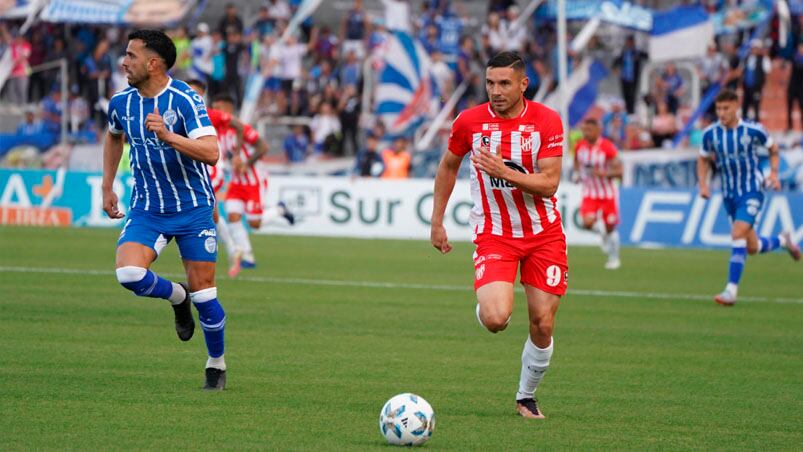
[
  {"xmin": 486, "ymin": 100, "xmax": 529, "ymax": 120},
  {"xmin": 136, "ymin": 77, "xmax": 173, "ymax": 99}
]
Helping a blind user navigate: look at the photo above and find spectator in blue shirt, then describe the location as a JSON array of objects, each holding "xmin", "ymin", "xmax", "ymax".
[
  {"xmin": 284, "ymin": 125, "xmax": 310, "ymax": 163},
  {"xmin": 16, "ymin": 107, "xmax": 45, "ymax": 136},
  {"xmin": 660, "ymin": 63, "xmax": 684, "ymax": 115},
  {"xmin": 40, "ymin": 88, "xmax": 63, "ymax": 134}
]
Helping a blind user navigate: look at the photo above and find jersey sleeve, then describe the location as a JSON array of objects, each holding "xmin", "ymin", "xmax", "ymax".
[
  {"xmin": 752, "ymin": 123, "xmax": 773, "ymax": 148},
  {"xmin": 605, "ymin": 140, "xmax": 618, "ymax": 160},
  {"xmin": 447, "ymin": 112, "xmax": 471, "ymax": 157},
  {"xmin": 699, "ymin": 129, "xmax": 713, "ymax": 157},
  {"xmin": 177, "ymin": 89, "xmax": 217, "ymax": 139},
  {"xmin": 207, "ymin": 109, "xmax": 232, "ymax": 129},
  {"xmin": 537, "ymin": 110, "xmax": 564, "ymax": 160},
  {"xmin": 107, "ymin": 97, "xmax": 124, "ymax": 135},
  {"xmin": 243, "ymin": 124, "xmax": 260, "ymax": 145}
]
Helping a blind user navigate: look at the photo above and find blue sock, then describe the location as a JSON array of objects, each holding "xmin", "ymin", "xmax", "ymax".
[
  {"xmin": 758, "ymin": 236, "xmax": 781, "ymax": 254},
  {"xmin": 116, "ymin": 266, "xmax": 174, "ymax": 299},
  {"xmin": 191, "ymin": 287, "xmax": 226, "ymax": 359},
  {"xmin": 728, "ymin": 240, "xmax": 747, "ymax": 287}
]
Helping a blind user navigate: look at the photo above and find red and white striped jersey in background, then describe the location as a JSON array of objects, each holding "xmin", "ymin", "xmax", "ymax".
[
  {"xmin": 207, "ymin": 109, "xmax": 233, "ymax": 193},
  {"xmin": 218, "ymin": 123, "xmax": 261, "ymax": 187},
  {"xmin": 448, "ymin": 100, "xmax": 565, "ymax": 239},
  {"xmin": 574, "ymin": 137, "xmax": 618, "ymax": 200}
]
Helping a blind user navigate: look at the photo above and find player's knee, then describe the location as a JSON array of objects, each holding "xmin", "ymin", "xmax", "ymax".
[
  {"xmin": 191, "ymin": 287, "xmax": 226, "ymax": 331},
  {"xmin": 476, "ymin": 304, "xmax": 511, "ymax": 333},
  {"xmin": 581, "ymin": 219, "xmax": 595, "ymax": 230},
  {"xmin": 746, "ymin": 242, "xmax": 759, "ymax": 255},
  {"xmin": 531, "ymin": 317, "xmax": 554, "ymax": 338},
  {"xmin": 115, "ymin": 266, "xmax": 148, "ymax": 294}
]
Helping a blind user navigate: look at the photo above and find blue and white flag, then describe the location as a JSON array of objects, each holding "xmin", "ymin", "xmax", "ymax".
[
  {"xmin": 374, "ymin": 31, "xmax": 439, "ymax": 137},
  {"xmin": 649, "ymin": 5, "xmax": 713, "ymax": 62},
  {"xmin": 545, "ymin": 58, "xmax": 608, "ymax": 127}
]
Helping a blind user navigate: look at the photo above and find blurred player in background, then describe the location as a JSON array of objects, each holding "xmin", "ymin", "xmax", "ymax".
[
  {"xmin": 698, "ymin": 89, "xmax": 800, "ymax": 306},
  {"xmin": 574, "ymin": 118, "xmax": 623, "ymax": 270},
  {"xmin": 186, "ymin": 79, "xmax": 243, "ymax": 277},
  {"xmin": 211, "ymin": 94, "xmax": 294, "ymax": 269},
  {"xmin": 102, "ymin": 30, "xmax": 227, "ymax": 389},
  {"xmin": 431, "ymin": 52, "xmax": 566, "ymax": 419}
]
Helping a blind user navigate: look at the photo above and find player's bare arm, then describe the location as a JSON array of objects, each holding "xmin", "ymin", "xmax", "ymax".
[
  {"xmin": 145, "ymin": 105, "xmax": 219, "ymax": 165},
  {"xmin": 101, "ymin": 130, "xmax": 125, "ymax": 219},
  {"xmin": 229, "ymin": 116, "xmax": 246, "ymax": 151},
  {"xmin": 471, "ymin": 149, "xmax": 562, "ymax": 198},
  {"xmin": 593, "ymin": 157, "xmax": 623, "ymax": 179},
  {"xmin": 246, "ymin": 138, "xmax": 269, "ymax": 167},
  {"xmin": 697, "ymin": 155, "xmax": 712, "ymax": 199},
  {"xmin": 430, "ymin": 150, "xmax": 463, "ymax": 254},
  {"xmin": 766, "ymin": 142, "xmax": 780, "ymax": 190}
]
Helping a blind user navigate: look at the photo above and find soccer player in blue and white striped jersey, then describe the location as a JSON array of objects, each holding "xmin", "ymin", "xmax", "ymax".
[
  {"xmin": 697, "ymin": 89, "xmax": 800, "ymax": 306},
  {"xmin": 102, "ymin": 30, "xmax": 228, "ymax": 389}
]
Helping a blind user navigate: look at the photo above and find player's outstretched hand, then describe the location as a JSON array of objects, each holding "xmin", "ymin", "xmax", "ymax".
[
  {"xmin": 765, "ymin": 173, "xmax": 781, "ymax": 191},
  {"xmin": 431, "ymin": 224, "xmax": 452, "ymax": 254},
  {"xmin": 102, "ymin": 189, "xmax": 124, "ymax": 219},
  {"xmin": 699, "ymin": 185, "xmax": 711, "ymax": 199},
  {"xmin": 145, "ymin": 104, "xmax": 169, "ymax": 140},
  {"xmin": 470, "ymin": 147, "xmax": 507, "ymax": 179}
]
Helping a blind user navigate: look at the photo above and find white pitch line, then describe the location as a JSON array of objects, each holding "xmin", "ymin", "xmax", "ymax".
[{"xmin": 1, "ymin": 265, "xmax": 802, "ymax": 305}]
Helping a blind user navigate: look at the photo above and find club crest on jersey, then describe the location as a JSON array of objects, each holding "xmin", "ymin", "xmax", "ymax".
[
  {"xmin": 740, "ymin": 134, "xmax": 752, "ymax": 147},
  {"xmin": 162, "ymin": 109, "xmax": 178, "ymax": 127},
  {"xmin": 204, "ymin": 237, "xmax": 217, "ymax": 254},
  {"xmin": 481, "ymin": 136, "xmax": 491, "ymax": 147}
]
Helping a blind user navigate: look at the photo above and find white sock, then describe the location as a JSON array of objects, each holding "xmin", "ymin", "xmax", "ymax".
[
  {"xmin": 206, "ymin": 354, "xmax": 226, "ymax": 371},
  {"xmin": 516, "ymin": 336, "xmax": 553, "ymax": 400},
  {"xmin": 261, "ymin": 206, "xmax": 282, "ymax": 225},
  {"xmin": 168, "ymin": 282, "xmax": 186, "ymax": 305},
  {"xmin": 779, "ymin": 233, "xmax": 789, "ymax": 248},
  {"xmin": 606, "ymin": 230, "xmax": 620, "ymax": 260},
  {"xmin": 725, "ymin": 282, "xmax": 738, "ymax": 296},
  {"xmin": 216, "ymin": 218, "xmax": 238, "ymax": 257},
  {"xmin": 229, "ymin": 221, "xmax": 253, "ymax": 261}
]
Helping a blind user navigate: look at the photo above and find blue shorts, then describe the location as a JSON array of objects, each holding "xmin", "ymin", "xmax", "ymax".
[
  {"xmin": 264, "ymin": 77, "xmax": 281, "ymax": 92},
  {"xmin": 118, "ymin": 207, "xmax": 217, "ymax": 262},
  {"xmin": 723, "ymin": 192, "xmax": 764, "ymax": 226}
]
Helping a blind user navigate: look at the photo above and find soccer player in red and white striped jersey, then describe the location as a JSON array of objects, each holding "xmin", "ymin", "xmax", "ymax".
[
  {"xmin": 186, "ymin": 80, "xmax": 243, "ymax": 278},
  {"xmin": 211, "ymin": 95, "xmax": 269, "ymax": 273},
  {"xmin": 431, "ymin": 52, "xmax": 567, "ymax": 419},
  {"xmin": 573, "ymin": 118, "xmax": 623, "ymax": 270}
]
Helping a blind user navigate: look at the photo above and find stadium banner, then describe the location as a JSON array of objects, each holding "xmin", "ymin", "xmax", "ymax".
[
  {"xmin": 39, "ymin": 0, "xmax": 195, "ymax": 25},
  {"xmin": 1, "ymin": 169, "xmax": 801, "ymax": 249},
  {"xmin": 619, "ymin": 149, "xmax": 699, "ymax": 189}
]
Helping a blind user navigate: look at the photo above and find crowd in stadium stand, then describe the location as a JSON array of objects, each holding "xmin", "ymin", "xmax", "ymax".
[{"xmin": 1, "ymin": 0, "xmax": 802, "ymax": 174}]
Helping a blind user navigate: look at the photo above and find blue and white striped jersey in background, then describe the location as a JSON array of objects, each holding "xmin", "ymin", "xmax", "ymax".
[
  {"xmin": 108, "ymin": 78, "xmax": 217, "ymax": 214},
  {"xmin": 700, "ymin": 120, "xmax": 773, "ymax": 199}
]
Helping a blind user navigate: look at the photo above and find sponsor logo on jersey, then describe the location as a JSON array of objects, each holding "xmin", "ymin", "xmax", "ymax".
[
  {"xmin": 198, "ymin": 228, "xmax": 217, "ymax": 238},
  {"xmin": 482, "ymin": 123, "xmax": 500, "ymax": 131},
  {"xmin": 518, "ymin": 124, "xmax": 535, "ymax": 132},
  {"xmin": 489, "ymin": 161, "xmax": 528, "ymax": 189}
]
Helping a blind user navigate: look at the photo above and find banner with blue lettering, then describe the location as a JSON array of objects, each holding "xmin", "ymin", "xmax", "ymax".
[{"xmin": 2, "ymin": 169, "xmax": 801, "ymax": 250}]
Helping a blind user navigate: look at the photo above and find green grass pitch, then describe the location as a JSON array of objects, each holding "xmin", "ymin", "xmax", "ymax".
[{"xmin": 1, "ymin": 226, "xmax": 801, "ymax": 450}]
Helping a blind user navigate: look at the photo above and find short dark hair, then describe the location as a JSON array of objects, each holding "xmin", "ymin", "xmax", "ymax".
[
  {"xmin": 583, "ymin": 118, "xmax": 599, "ymax": 126},
  {"xmin": 715, "ymin": 89, "xmax": 738, "ymax": 103},
  {"xmin": 213, "ymin": 93, "xmax": 235, "ymax": 105},
  {"xmin": 128, "ymin": 29, "xmax": 177, "ymax": 70},
  {"xmin": 487, "ymin": 51, "xmax": 525, "ymax": 72},
  {"xmin": 185, "ymin": 79, "xmax": 207, "ymax": 91}
]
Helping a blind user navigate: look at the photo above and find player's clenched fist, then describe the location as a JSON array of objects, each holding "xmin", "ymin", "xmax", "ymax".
[
  {"xmin": 430, "ymin": 224, "xmax": 452, "ymax": 254},
  {"xmin": 102, "ymin": 189, "xmax": 125, "ymax": 219},
  {"xmin": 145, "ymin": 104, "xmax": 169, "ymax": 140}
]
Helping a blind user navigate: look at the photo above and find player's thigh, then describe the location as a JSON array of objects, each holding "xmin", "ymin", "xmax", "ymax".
[
  {"xmin": 520, "ymin": 232, "xmax": 568, "ymax": 297},
  {"xmin": 523, "ymin": 284, "xmax": 561, "ymax": 325},
  {"xmin": 245, "ymin": 185, "xmax": 264, "ymax": 228},
  {"xmin": 173, "ymin": 207, "xmax": 218, "ymax": 272},
  {"xmin": 601, "ymin": 198, "xmax": 620, "ymax": 230},
  {"xmin": 476, "ymin": 281, "xmax": 515, "ymax": 322},
  {"xmin": 183, "ymin": 259, "xmax": 216, "ymax": 291},
  {"xmin": 579, "ymin": 198, "xmax": 598, "ymax": 228},
  {"xmin": 116, "ymin": 214, "xmax": 168, "ymax": 268}
]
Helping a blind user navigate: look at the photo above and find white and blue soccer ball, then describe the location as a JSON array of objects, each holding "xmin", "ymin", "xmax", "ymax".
[{"xmin": 379, "ymin": 393, "xmax": 435, "ymax": 446}]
